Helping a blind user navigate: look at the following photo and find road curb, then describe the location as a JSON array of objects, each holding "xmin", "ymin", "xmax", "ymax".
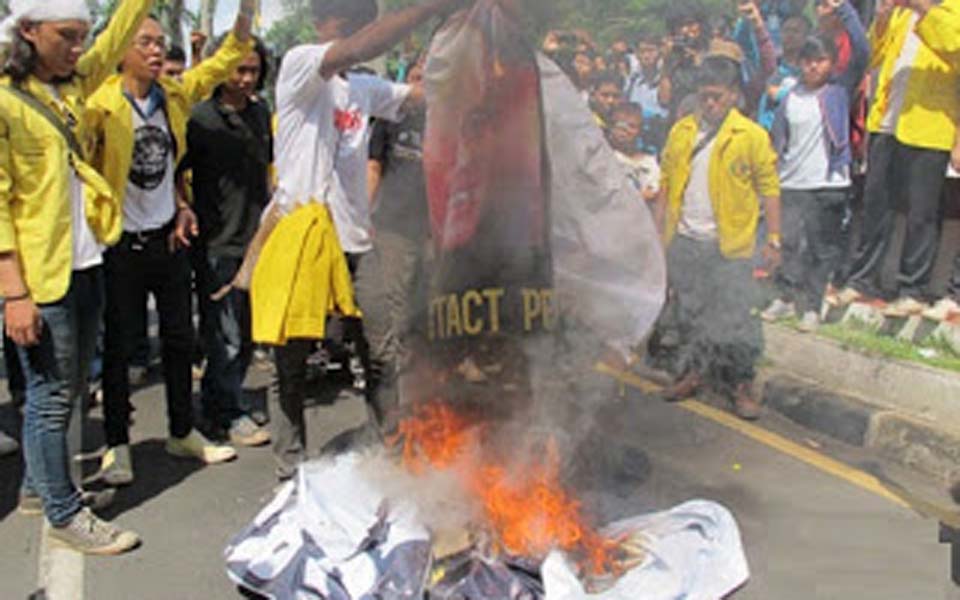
[
  {"xmin": 760, "ymin": 374, "xmax": 877, "ymax": 448},
  {"xmin": 763, "ymin": 323, "xmax": 960, "ymax": 426},
  {"xmin": 761, "ymin": 372, "xmax": 960, "ymax": 482}
]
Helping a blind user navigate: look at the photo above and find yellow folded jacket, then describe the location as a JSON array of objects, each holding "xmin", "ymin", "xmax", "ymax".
[{"xmin": 251, "ymin": 203, "xmax": 360, "ymax": 345}]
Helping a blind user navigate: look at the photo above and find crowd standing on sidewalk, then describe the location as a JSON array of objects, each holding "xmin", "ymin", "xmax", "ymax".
[{"xmin": 0, "ymin": 0, "xmax": 959, "ymax": 556}]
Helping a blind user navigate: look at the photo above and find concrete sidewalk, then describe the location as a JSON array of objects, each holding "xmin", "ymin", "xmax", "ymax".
[{"xmin": 760, "ymin": 323, "xmax": 960, "ymax": 487}]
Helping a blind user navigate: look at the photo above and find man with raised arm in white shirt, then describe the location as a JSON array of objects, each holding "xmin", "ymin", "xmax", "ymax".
[{"xmin": 226, "ymin": 0, "xmax": 469, "ymax": 482}]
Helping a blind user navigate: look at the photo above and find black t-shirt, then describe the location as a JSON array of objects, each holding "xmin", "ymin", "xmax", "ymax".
[
  {"xmin": 184, "ymin": 94, "xmax": 273, "ymax": 258},
  {"xmin": 368, "ymin": 111, "xmax": 429, "ymax": 242}
]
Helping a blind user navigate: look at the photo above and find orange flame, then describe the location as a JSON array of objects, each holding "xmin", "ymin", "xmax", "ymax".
[
  {"xmin": 386, "ymin": 401, "xmax": 476, "ymax": 474},
  {"xmin": 389, "ymin": 400, "xmax": 619, "ymax": 576}
]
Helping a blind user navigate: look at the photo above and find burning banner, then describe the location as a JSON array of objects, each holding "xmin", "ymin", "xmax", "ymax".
[
  {"xmin": 225, "ymin": 451, "xmax": 748, "ymax": 599},
  {"xmin": 226, "ymin": 2, "xmax": 745, "ymax": 598},
  {"xmin": 422, "ymin": 0, "xmax": 666, "ymax": 358}
]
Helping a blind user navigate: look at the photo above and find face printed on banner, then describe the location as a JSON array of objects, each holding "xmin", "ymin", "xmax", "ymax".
[{"xmin": 424, "ymin": 2, "xmax": 546, "ymax": 254}]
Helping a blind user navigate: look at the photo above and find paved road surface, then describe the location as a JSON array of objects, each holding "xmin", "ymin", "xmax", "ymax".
[{"xmin": 0, "ymin": 363, "xmax": 953, "ymax": 599}]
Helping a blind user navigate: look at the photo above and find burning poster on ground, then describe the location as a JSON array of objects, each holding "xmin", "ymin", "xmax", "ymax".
[
  {"xmin": 224, "ymin": 445, "xmax": 747, "ymax": 599},
  {"xmin": 227, "ymin": 1, "xmax": 745, "ymax": 598}
]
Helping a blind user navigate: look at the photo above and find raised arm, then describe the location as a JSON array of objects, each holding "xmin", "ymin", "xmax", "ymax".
[
  {"xmin": 914, "ymin": 0, "xmax": 960, "ymax": 67},
  {"xmin": 868, "ymin": 0, "xmax": 901, "ymax": 70},
  {"xmin": 181, "ymin": 0, "xmax": 256, "ymax": 105},
  {"xmin": 832, "ymin": 0, "xmax": 870, "ymax": 93},
  {"xmin": 77, "ymin": 0, "xmax": 155, "ymax": 97},
  {"xmin": 319, "ymin": 0, "xmax": 466, "ymax": 80}
]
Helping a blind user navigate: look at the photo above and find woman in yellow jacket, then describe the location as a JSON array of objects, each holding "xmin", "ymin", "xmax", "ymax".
[
  {"xmin": 0, "ymin": 0, "xmax": 152, "ymax": 555},
  {"xmin": 82, "ymin": 2, "xmax": 256, "ymax": 486}
]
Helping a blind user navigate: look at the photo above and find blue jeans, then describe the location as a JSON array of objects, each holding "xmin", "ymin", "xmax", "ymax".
[
  {"xmin": 18, "ymin": 267, "xmax": 103, "ymax": 526},
  {"xmin": 196, "ymin": 252, "xmax": 252, "ymax": 428}
]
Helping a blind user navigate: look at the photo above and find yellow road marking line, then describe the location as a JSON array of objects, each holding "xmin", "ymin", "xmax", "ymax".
[{"xmin": 596, "ymin": 363, "xmax": 910, "ymax": 509}]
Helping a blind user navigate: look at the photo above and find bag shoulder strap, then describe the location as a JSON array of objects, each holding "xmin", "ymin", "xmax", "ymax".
[
  {"xmin": 0, "ymin": 84, "xmax": 84, "ymax": 157},
  {"xmin": 690, "ymin": 124, "xmax": 721, "ymax": 160}
]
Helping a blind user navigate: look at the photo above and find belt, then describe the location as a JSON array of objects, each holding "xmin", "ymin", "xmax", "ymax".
[{"xmin": 120, "ymin": 220, "xmax": 175, "ymax": 250}]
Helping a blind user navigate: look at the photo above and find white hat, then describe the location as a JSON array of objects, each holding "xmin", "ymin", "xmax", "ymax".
[{"xmin": 0, "ymin": 0, "xmax": 93, "ymax": 45}]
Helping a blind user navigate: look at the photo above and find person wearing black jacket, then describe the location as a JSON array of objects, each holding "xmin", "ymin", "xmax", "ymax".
[{"xmin": 183, "ymin": 37, "xmax": 273, "ymax": 446}]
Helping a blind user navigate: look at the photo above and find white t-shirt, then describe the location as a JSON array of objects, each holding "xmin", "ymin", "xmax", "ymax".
[
  {"xmin": 48, "ymin": 85, "xmax": 102, "ymax": 269},
  {"xmin": 779, "ymin": 89, "xmax": 851, "ymax": 190},
  {"xmin": 123, "ymin": 97, "xmax": 176, "ymax": 232},
  {"xmin": 615, "ymin": 151, "xmax": 661, "ymax": 199},
  {"xmin": 678, "ymin": 133, "xmax": 718, "ymax": 241},
  {"xmin": 273, "ymin": 44, "xmax": 410, "ymax": 254},
  {"xmin": 70, "ymin": 172, "xmax": 102, "ymax": 270},
  {"xmin": 878, "ymin": 13, "xmax": 921, "ymax": 135}
]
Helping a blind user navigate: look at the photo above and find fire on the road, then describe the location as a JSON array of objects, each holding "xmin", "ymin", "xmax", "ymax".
[{"xmin": 387, "ymin": 400, "xmax": 646, "ymax": 579}]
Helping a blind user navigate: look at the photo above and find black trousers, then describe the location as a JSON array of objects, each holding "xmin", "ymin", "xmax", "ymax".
[
  {"xmin": 846, "ymin": 134, "xmax": 950, "ymax": 299},
  {"xmin": 776, "ymin": 188, "xmax": 850, "ymax": 313},
  {"xmin": 949, "ymin": 252, "xmax": 960, "ymax": 301},
  {"xmin": 270, "ymin": 250, "xmax": 394, "ymax": 480},
  {"xmin": 102, "ymin": 230, "xmax": 195, "ymax": 447},
  {"xmin": 666, "ymin": 236, "xmax": 763, "ymax": 394}
]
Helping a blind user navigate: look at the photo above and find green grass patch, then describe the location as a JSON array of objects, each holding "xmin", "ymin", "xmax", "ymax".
[{"xmin": 803, "ymin": 321, "xmax": 960, "ymax": 373}]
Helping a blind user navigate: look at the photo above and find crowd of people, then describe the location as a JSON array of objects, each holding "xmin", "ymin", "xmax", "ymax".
[
  {"xmin": 543, "ymin": 0, "xmax": 960, "ymax": 420},
  {"xmin": 0, "ymin": 0, "xmax": 957, "ymax": 559}
]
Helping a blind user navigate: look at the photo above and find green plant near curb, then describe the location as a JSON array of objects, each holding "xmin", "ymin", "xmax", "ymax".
[{"xmin": 811, "ymin": 322, "xmax": 960, "ymax": 374}]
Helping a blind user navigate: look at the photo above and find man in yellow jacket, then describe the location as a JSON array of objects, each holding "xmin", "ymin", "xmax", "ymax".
[
  {"xmin": 907, "ymin": 0, "xmax": 960, "ymax": 324},
  {"xmin": 656, "ymin": 55, "xmax": 782, "ymax": 421},
  {"xmin": 0, "ymin": 0, "xmax": 152, "ymax": 555},
  {"xmin": 837, "ymin": 0, "xmax": 959, "ymax": 316},
  {"xmin": 86, "ymin": 1, "xmax": 256, "ymax": 486}
]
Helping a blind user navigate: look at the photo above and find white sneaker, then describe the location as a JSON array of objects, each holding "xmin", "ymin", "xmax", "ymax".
[
  {"xmin": 99, "ymin": 445, "xmax": 134, "ymax": 486},
  {"xmin": 828, "ymin": 286, "xmax": 864, "ymax": 307},
  {"xmin": 797, "ymin": 311, "xmax": 820, "ymax": 333},
  {"xmin": 49, "ymin": 508, "xmax": 140, "ymax": 556},
  {"xmin": 882, "ymin": 296, "xmax": 927, "ymax": 318},
  {"xmin": 922, "ymin": 297, "xmax": 960, "ymax": 322},
  {"xmin": 228, "ymin": 416, "xmax": 271, "ymax": 447},
  {"xmin": 761, "ymin": 299, "xmax": 796, "ymax": 323},
  {"xmin": 166, "ymin": 430, "xmax": 237, "ymax": 465}
]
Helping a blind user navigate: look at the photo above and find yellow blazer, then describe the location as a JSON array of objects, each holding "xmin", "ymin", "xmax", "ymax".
[
  {"xmin": 660, "ymin": 109, "xmax": 781, "ymax": 259},
  {"xmin": 86, "ymin": 32, "xmax": 254, "ymax": 204},
  {"xmin": 867, "ymin": 7, "xmax": 959, "ymax": 151},
  {"xmin": 916, "ymin": 0, "xmax": 960, "ymax": 68},
  {"xmin": 0, "ymin": 0, "xmax": 153, "ymax": 303},
  {"xmin": 251, "ymin": 204, "xmax": 360, "ymax": 345}
]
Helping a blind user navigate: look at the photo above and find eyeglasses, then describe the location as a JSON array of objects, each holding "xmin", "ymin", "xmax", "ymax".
[{"xmin": 133, "ymin": 36, "xmax": 166, "ymax": 51}]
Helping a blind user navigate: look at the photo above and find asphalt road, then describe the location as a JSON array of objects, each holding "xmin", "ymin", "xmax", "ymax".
[{"xmin": 0, "ymin": 362, "xmax": 953, "ymax": 600}]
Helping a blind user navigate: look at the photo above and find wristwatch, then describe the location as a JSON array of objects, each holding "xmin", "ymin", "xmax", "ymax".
[{"xmin": 767, "ymin": 234, "xmax": 782, "ymax": 250}]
